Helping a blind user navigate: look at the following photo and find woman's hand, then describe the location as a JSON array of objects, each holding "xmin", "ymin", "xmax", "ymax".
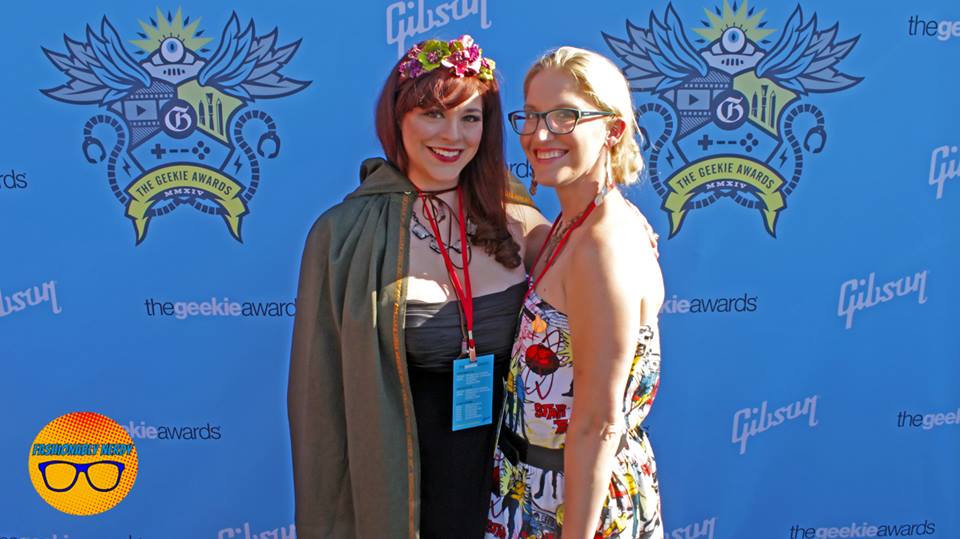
[{"xmin": 506, "ymin": 202, "xmax": 552, "ymax": 271}]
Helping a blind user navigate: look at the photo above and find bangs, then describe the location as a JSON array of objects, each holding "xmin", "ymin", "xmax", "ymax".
[{"xmin": 396, "ymin": 71, "xmax": 488, "ymax": 114}]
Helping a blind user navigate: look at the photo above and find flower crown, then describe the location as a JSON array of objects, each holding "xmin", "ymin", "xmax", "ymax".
[{"xmin": 398, "ymin": 35, "xmax": 496, "ymax": 81}]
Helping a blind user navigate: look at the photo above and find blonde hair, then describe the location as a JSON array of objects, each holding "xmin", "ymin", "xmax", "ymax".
[{"xmin": 524, "ymin": 46, "xmax": 643, "ymax": 185}]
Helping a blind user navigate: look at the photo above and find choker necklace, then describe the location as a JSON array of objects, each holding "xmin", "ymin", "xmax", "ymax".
[
  {"xmin": 410, "ymin": 191, "xmax": 475, "ymax": 267},
  {"xmin": 417, "ymin": 184, "xmax": 459, "ymax": 195}
]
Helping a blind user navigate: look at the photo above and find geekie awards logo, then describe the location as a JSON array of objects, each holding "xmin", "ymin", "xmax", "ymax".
[
  {"xmin": 604, "ymin": 1, "xmax": 861, "ymax": 237},
  {"xmin": 122, "ymin": 419, "xmax": 222, "ymax": 441},
  {"xmin": 897, "ymin": 408, "xmax": 960, "ymax": 431},
  {"xmin": 507, "ymin": 160, "xmax": 533, "ymax": 180},
  {"xmin": 660, "ymin": 292, "xmax": 758, "ymax": 315},
  {"xmin": 790, "ymin": 520, "xmax": 936, "ymax": 538},
  {"xmin": 41, "ymin": 8, "xmax": 309, "ymax": 244},
  {"xmin": 907, "ymin": 14, "xmax": 960, "ymax": 42},
  {"xmin": 144, "ymin": 296, "xmax": 295, "ymax": 319},
  {"xmin": 0, "ymin": 169, "xmax": 28, "ymax": 190}
]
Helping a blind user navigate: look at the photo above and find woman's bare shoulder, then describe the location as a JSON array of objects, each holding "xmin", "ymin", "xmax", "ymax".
[{"xmin": 505, "ymin": 202, "xmax": 550, "ymax": 231}]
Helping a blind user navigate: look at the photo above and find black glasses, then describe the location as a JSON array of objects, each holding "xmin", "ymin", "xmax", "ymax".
[
  {"xmin": 38, "ymin": 460, "xmax": 125, "ymax": 492},
  {"xmin": 508, "ymin": 108, "xmax": 615, "ymax": 135}
]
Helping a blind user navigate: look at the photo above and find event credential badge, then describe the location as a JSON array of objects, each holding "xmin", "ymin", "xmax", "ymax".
[{"xmin": 453, "ymin": 354, "xmax": 494, "ymax": 431}]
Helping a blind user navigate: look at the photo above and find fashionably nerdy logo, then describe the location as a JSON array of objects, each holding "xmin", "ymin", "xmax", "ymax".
[
  {"xmin": 28, "ymin": 412, "xmax": 138, "ymax": 515},
  {"xmin": 604, "ymin": 1, "xmax": 862, "ymax": 237},
  {"xmin": 41, "ymin": 8, "xmax": 309, "ymax": 244}
]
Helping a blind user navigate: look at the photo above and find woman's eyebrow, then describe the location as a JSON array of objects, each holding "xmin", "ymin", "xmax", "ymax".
[{"xmin": 523, "ymin": 102, "xmax": 579, "ymax": 110}]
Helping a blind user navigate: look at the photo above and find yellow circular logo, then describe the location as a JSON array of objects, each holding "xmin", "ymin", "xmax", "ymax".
[{"xmin": 28, "ymin": 411, "xmax": 138, "ymax": 515}]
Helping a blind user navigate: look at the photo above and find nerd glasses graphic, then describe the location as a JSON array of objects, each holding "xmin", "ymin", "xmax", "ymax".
[{"xmin": 37, "ymin": 460, "xmax": 125, "ymax": 492}]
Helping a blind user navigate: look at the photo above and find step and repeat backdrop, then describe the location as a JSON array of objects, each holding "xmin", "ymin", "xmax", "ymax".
[{"xmin": 2, "ymin": 0, "xmax": 957, "ymax": 537}]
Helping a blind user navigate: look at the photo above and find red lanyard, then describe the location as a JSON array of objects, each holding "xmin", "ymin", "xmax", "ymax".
[
  {"xmin": 525, "ymin": 189, "xmax": 607, "ymax": 304},
  {"xmin": 417, "ymin": 186, "xmax": 477, "ymax": 361}
]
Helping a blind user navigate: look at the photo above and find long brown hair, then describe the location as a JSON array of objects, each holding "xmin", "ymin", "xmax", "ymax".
[{"xmin": 375, "ymin": 47, "xmax": 521, "ymax": 269}]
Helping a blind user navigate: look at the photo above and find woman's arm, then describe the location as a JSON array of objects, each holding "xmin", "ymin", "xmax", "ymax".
[
  {"xmin": 560, "ymin": 223, "xmax": 658, "ymax": 539},
  {"xmin": 505, "ymin": 202, "xmax": 552, "ymax": 271}
]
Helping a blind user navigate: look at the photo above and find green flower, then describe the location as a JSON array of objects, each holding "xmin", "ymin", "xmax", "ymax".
[
  {"xmin": 417, "ymin": 40, "xmax": 451, "ymax": 71},
  {"xmin": 478, "ymin": 57, "xmax": 496, "ymax": 81}
]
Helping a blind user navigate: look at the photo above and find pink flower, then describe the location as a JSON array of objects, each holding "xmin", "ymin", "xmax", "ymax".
[
  {"xmin": 466, "ymin": 44, "xmax": 481, "ymax": 63},
  {"xmin": 442, "ymin": 48, "xmax": 482, "ymax": 77}
]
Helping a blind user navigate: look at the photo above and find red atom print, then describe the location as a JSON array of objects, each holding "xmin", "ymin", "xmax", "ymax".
[{"xmin": 524, "ymin": 344, "xmax": 560, "ymax": 376}]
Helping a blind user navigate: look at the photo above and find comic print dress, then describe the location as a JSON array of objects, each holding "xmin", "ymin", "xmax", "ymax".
[{"xmin": 485, "ymin": 289, "xmax": 663, "ymax": 539}]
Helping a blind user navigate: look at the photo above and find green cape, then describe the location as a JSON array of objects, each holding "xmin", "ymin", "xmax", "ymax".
[{"xmin": 288, "ymin": 158, "xmax": 533, "ymax": 538}]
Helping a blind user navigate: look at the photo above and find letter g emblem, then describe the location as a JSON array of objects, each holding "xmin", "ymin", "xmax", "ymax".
[
  {"xmin": 159, "ymin": 99, "xmax": 197, "ymax": 139},
  {"xmin": 712, "ymin": 90, "xmax": 749, "ymax": 130}
]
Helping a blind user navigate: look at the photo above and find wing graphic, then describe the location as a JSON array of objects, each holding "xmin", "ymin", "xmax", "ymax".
[
  {"xmin": 756, "ymin": 6, "xmax": 862, "ymax": 94},
  {"xmin": 198, "ymin": 13, "xmax": 310, "ymax": 101},
  {"xmin": 604, "ymin": 3, "xmax": 710, "ymax": 93},
  {"xmin": 42, "ymin": 17, "xmax": 152, "ymax": 105}
]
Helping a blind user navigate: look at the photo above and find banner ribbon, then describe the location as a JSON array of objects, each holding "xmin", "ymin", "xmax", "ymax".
[
  {"xmin": 125, "ymin": 164, "xmax": 248, "ymax": 243},
  {"xmin": 663, "ymin": 155, "xmax": 786, "ymax": 237}
]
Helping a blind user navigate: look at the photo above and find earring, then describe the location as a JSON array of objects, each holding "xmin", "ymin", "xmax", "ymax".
[
  {"xmin": 604, "ymin": 149, "xmax": 613, "ymax": 188},
  {"xmin": 530, "ymin": 178, "xmax": 538, "ymax": 195}
]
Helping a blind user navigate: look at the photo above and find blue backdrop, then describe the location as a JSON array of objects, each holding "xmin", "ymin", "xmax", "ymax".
[{"xmin": 2, "ymin": 1, "xmax": 958, "ymax": 538}]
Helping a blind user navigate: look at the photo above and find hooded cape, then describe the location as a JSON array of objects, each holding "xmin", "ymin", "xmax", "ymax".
[{"xmin": 288, "ymin": 158, "xmax": 533, "ymax": 538}]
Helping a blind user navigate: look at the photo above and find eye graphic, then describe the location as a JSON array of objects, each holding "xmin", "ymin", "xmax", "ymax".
[
  {"xmin": 721, "ymin": 27, "xmax": 746, "ymax": 53},
  {"xmin": 160, "ymin": 38, "xmax": 185, "ymax": 63}
]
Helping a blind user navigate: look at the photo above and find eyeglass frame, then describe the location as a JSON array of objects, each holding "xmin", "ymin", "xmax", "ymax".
[
  {"xmin": 37, "ymin": 460, "xmax": 126, "ymax": 492},
  {"xmin": 507, "ymin": 108, "xmax": 616, "ymax": 135}
]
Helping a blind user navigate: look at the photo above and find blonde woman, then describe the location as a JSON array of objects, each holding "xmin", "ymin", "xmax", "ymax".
[{"xmin": 486, "ymin": 47, "xmax": 664, "ymax": 539}]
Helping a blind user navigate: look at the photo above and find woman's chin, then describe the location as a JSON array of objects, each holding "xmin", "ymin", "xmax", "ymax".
[
  {"xmin": 528, "ymin": 171, "xmax": 562, "ymax": 188},
  {"xmin": 408, "ymin": 165, "xmax": 465, "ymax": 188}
]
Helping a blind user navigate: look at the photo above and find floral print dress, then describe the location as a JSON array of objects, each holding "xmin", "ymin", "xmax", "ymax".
[{"xmin": 485, "ymin": 289, "xmax": 663, "ymax": 539}]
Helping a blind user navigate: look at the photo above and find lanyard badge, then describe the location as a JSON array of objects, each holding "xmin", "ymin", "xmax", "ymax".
[
  {"xmin": 418, "ymin": 187, "xmax": 477, "ymax": 361},
  {"xmin": 416, "ymin": 187, "xmax": 493, "ymax": 430},
  {"xmin": 452, "ymin": 354, "xmax": 494, "ymax": 431}
]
